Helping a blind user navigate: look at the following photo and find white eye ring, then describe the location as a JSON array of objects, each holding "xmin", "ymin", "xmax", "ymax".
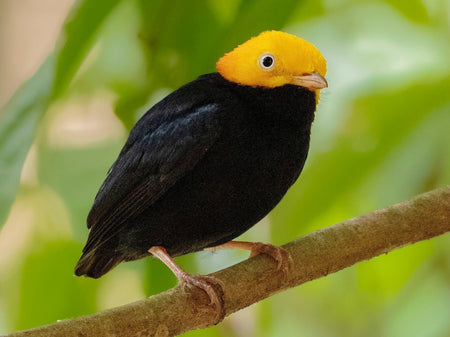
[{"xmin": 258, "ymin": 52, "xmax": 275, "ymax": 71}]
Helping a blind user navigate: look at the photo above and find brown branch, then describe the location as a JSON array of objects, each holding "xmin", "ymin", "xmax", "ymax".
[{"xmin": 4, "ymin": 187, "xmax": 450, "ymax": 337}]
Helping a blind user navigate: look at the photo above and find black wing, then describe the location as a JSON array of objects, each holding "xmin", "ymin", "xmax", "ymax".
[{"xmin": 83, "ymin": 88, "xmax": 221, "ymax": 253}]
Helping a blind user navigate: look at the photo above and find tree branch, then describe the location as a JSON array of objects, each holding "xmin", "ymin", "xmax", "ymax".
[{"xmin": 5, "ymin": 187, "xmax": 450, "ymax": 337}]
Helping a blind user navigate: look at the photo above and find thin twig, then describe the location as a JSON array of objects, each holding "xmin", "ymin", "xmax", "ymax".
[{"xmin": 4, "ymin": 187, "xmax": 450, "ymax": 337}]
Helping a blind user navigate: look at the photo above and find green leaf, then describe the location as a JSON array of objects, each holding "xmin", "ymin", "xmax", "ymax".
[
  {"xmin": 52, "ymin": 0, "xmax": 123, "ymax": 98},
  {"xmin": 217, "ymin": 0, "xmax": 300, "ymax": 57},
  {"xmin": 291, "ymin": 0, "xmax": 325, "ymax": 22},
  {"xmin": 0, "ymin": 0, "xmax": 123, "ymax": 229},
  {"xmin": 113, "ymin": 0, "xmax": 301, "ymax": 130},
  {"xmin": 111, "ymin": 0, "xmax": 225, "ymax": 130},
  {"xmin": 227, "ymin": 0, "xmax": 299, "ymax": 38},
  {"xmin": 139, "ymin": 0, "xmax": 222, "ymax": 86},
  {"xmin": 385, "ymin": 0, "xmax": 429, "ymax": 23},
  {"xmin": 0, "ymin": 57, "xmax": 54, "ymax": 228}
]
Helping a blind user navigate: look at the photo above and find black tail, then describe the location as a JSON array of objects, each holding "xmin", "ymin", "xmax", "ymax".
[{"xmin": 74, "ymin": 249, "xmax": 122, "ymax": 279}]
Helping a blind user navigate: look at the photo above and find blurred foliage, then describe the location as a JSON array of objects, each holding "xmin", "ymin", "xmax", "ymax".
[
  {"xmin": 0, "ymin": 0, "xmax": 449, "ymax": 336},
  {"xmin": 0, "ymin": 58, "xmax": 54, "ymax": 227}
]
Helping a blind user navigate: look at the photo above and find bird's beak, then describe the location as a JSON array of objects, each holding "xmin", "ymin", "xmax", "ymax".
[{"xmin": 290, "ymin": 72, "xmax": 328, "ymax": 91}]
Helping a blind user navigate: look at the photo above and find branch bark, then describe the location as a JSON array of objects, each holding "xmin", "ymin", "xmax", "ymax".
[{"xmin": 5, "ymin": 187, "xmax": 450, "ymax": 337}]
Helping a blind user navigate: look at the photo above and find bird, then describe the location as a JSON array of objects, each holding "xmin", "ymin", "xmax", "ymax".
[{"xmin": 75, "ymin": 30, "xmax": 327, "ymax": 315}]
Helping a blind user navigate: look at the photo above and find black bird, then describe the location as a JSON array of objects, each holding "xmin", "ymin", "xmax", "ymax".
[{"xmin": 75, "ymin": 30, "xmax": 327, "ymax": 310}]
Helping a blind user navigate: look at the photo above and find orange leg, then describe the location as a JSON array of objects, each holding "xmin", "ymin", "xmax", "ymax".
[
  {"xmin": 148, "ymin": 246, "xmax": 224, "ymax": 321},
  {"xmin": 207, "ymin": 240, "xmax": 292, "ymax": 278}
]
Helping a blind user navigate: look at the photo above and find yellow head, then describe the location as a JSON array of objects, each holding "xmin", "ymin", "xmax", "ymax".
[{"xmin": 217, "ymin": 31, "xmax": 327, "ymax": 99}]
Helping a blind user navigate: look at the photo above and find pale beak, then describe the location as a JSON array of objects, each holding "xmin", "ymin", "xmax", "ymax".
[{"xmin": 290, "ymin": 72, "xmax": 328, "ymax": 90}]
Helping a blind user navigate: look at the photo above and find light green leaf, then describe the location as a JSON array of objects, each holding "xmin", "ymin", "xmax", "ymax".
[
  {"xmin": 0, "ymin": 58, "xmax": 54, "ymax": 228},
  {"xmin": 0, "ymin": 0, "xmax": 122, "ymax": 229}
]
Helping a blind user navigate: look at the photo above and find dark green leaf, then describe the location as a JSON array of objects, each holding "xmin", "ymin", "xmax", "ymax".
[
  {"xmin": 52, "ymin": 0, "xmax": 123, "ymax": 98},
  {"xmin": 116, "ymin": 0, "xmax": 301, "ymax": 129},
  {"xmin": 385, "ymin": 0, "xmax": 429, "ymax": 23},
  {"xmin": 218, "ymin": 0, "xmax": 300, "ymax": 53}
]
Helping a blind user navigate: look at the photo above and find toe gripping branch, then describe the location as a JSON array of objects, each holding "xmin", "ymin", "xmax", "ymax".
[
  {"xmin": 148, "ymin": 241, "xmax": 292, "ymax": 324},
  {"xmin": 208, "ymin": 240, "xmax": 293, "ymax": 280},
  {"xmin": 148, "ymin": 246, "xmax": 225, "ymax": 323}
]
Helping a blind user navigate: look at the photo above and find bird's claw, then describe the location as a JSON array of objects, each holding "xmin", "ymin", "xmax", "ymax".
[
  {"xmin": 179, "ymin": 273, "xmax": 225, "ymax": 323},
  {"xmin": 250, "ymin": 243, "xmax": 293, "ymax": 281}
]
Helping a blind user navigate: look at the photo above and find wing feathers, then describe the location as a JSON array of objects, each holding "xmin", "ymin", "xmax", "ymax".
[{"xmin": 82, "ymin": 102, "xmax": 221, "ymax": 253}]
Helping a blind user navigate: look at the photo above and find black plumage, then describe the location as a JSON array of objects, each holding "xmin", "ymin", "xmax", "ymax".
[{"xmin": 75, "ymin": 72, "xmax": 317, "ymax": 278}]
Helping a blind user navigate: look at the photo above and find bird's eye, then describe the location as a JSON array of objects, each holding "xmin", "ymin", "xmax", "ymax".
[{"xmin": 258, "ymin": 53, "xmax": 275, "ymax": 70}]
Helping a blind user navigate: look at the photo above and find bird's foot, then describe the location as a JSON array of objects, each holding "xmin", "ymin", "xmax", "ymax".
[
  {"xmin": 148, "ymin": 246, "xmax": 225, "ymax": 323},
  {"xmin": 208, "ymin": 241, "xmax": 293, "ymax": 281},
  {"xmin": 178, "ymin": 272, "xmax": 225, "ymax": 323},
  {"xmin": 248, "ymin": 242, "xmax": 293, "ymax": 281}
]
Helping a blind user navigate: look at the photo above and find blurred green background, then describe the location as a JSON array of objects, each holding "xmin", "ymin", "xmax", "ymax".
[{"xmin": 0, "ymin": 0, "xmax": 449, "ymax": 336}]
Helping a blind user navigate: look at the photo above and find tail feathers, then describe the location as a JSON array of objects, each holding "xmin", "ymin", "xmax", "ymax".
[{"xmin": 75, "ymin": 249, "xmax": 122, "ymax": 279}]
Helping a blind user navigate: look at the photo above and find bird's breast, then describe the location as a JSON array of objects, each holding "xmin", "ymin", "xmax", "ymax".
[{"xmin": 130, "ymin": 82, "xmax": 317, "ymax": 256}]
